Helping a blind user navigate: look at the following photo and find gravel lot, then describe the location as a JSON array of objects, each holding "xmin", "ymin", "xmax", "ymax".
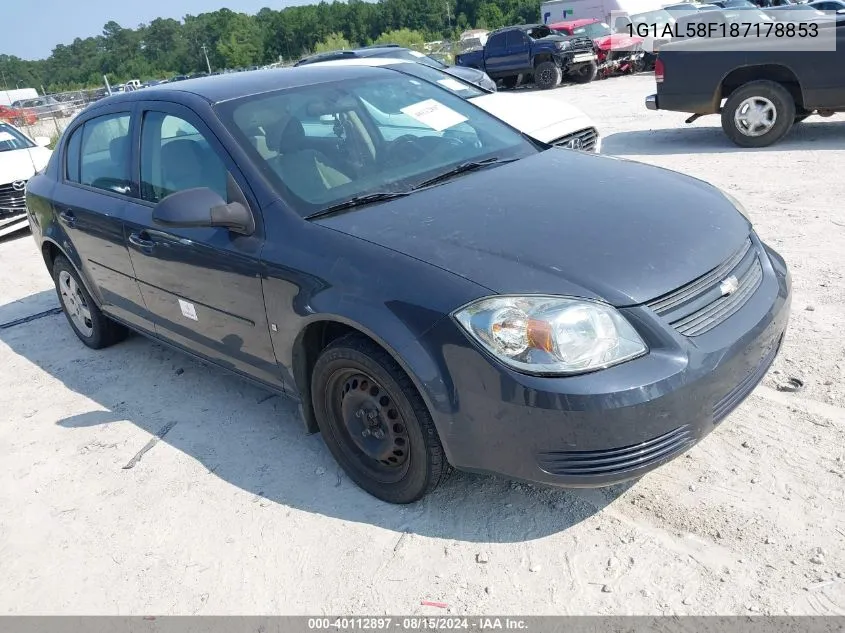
[{"xmin": 1, "ymin": 74, "xmax": 843, "ymax": 615}]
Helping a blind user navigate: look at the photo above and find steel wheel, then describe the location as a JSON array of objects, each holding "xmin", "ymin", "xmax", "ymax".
[
  {"xmin": 58, "ymin": 270, "xmax": 94, "ymax": 337},
  {"xmin": 734, "ymin": 96, "xmax": 777, "ymax": 137},
  {"xmin": 325, "ymin": 368, "xmax": 411, "ymax": 484}
]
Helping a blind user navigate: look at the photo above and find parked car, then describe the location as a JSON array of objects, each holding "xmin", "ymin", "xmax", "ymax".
[
  {"xmin": 809, "ymin": 0, "xmax": 845, "ymax": 9},
  {"xmin": 456, "ymin": 24, "xmax": 598, "ymax": 89},
  {"xmin": 0, "ymin": 104, "xmax": 37, "ymax": 127},
  {"xmin": 0, "ymin": 123, "xmax": 52, "ymax": 237},
  {"xmin": 11, "ymin": 96, "xmax": 75, "ymax": 119},
  {"xmin": 28, "ymin": 66, "xmax": 791, "ymax": 503},
  {"xmin": 549, "ymin": 19, "xmax": 645, "ymax": 76},
  {"xmin": 646, "ymin": 14, "xmax": 845, "ymax": 146},
  {"xmin": 312, "ymin": 56, "xmax": 601, "ymax": 151},
  {"xmin": 296, "ymin": 45, "xmax": 497, "ymax": 93}
]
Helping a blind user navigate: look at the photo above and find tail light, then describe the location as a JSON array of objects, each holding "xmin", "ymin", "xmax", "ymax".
[{"xmin": 655, "ymin": 58, "xmax": 664, "ymax": 83}]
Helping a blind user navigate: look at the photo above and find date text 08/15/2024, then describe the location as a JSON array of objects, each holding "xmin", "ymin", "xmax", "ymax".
[{"xmin": 625, "ymin": 21, "xmax": 820, "ymax": 39}]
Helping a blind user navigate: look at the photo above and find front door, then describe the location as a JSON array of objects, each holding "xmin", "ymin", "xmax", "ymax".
[
  {"xmin": 123, "ymin": 103, "xmax": 281, "ymax": 388},
  {"xmin": 51, "ymin": 108, "xmax": 154, "ymax": 333}
]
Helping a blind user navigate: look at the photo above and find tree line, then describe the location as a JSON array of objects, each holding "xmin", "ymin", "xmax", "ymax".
[{"xmin": 0, "ymin": 0, "xmax": 541, "ymax": 92}]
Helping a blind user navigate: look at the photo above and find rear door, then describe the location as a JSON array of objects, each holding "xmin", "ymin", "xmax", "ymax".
[
  {"xmin": 122, "ymin": 101, "xmax": 281, "ymax": 388},
  {"xmin": 50, "ymin": 105, "xmax": 154, "ymax": 333},
  {"xmin": 482, "ymin": 32, "xmax": 510, "ymax": 76}
]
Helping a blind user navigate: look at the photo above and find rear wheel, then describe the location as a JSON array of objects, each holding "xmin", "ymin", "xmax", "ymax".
[
  {"xmin": 534, "ymin": 61, "xmax": 561, "ymax": 90},
  {"xmin": 52, "ymin": 255, "xmax": 127, "ymax": 349},
  {"xmin": 721, "ymin": 81, "xmax": 795, "ymax": 148},
  {"xmin": 311, "ymin": 335, "xmax": 450, "ymax": 504}
]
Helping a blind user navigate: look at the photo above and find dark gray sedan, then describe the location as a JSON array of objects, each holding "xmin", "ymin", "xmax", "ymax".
[{"xmin": 26, "ymin": 65, "xmax": 791, "ymax": 503}]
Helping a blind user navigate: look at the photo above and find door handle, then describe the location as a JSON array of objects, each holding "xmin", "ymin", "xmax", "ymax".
[
  {"xmin": 58, "ymin": 209, "xmax": 76, "ymax": 227},
  {"xmin": 128, "ymin": 231, "xmax": 155, "ymax": 252}
]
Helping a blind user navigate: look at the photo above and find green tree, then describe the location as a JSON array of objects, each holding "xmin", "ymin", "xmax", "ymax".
[
  {"xmin": 216, "ymin": 13, "xmax": 263, "ymax": 68},
  {"xmin": 374, "ymin": 28, "xmax": 427, "ymax": 50},
  {"xmin": 313, "ymin": 32, "xmax": 353, "ymax": 53}
]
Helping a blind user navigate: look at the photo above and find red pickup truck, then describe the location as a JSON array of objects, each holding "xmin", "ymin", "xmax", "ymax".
[{"xmin": 549, "ymin": 19, "xmax": 645, "ymax": 77}]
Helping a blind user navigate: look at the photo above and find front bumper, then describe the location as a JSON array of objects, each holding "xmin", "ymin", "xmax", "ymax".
[
  {"xmin": 416, "ymin": 236, "xmax": 791, "ymax": 487},
  {"xmin": 646, "ymin": 93, "xmax": 659, "ymax": 110}
]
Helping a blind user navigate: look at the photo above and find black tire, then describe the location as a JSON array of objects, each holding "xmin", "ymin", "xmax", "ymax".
[
  {"xmin": 52, "ymin": 255, "xmax": 128, "ymax": 349},
  {"xmin": 534, "ymin": 61, "xmax": 560, "ymax": 90},
  {"xmin": 721, "ymin": 80, "xmax": 795, "ymax": 148},
  {"xmin": 311, "ymin": 334, "xmax": 450, "ymax": 504},
  {"xmin": 500, "ymin": 76, "xmax": 518, "ymax": 90},
  {"xmin": 569, "ymin": 60, "xmax": 598, "ymax": 84}
]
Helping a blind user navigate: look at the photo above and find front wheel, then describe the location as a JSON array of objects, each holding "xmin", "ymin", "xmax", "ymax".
[
  {"xmin": 568, "ymin": 61, "xmax": 597, "ymax": 84},
  {"xmin": 311, "ymin": 335, "xmax": 450, "ymax": 504},
  {"xmin": 534, "ymin": 61, "xmax": 561, "ymax": 90},
  {"xmin": 721, "ymin": 80, "xmax": 795, "ymax": 148}
]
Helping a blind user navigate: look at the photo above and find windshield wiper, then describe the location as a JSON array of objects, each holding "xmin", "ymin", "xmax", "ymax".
[
  {"xmin": 411, "ymin": 157, "xmax": 520, "ymax": 191},
  {"xmin": 305, "ymin": 191, "xmax": 411, "ymax": 220}
]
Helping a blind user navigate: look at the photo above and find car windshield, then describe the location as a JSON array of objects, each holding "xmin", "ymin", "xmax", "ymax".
[
  {"xmin": 384, "ymin": 63, "xmax": 485, "ymax": 99},
  {"xmin": 217, "ymin": 73, "xmax": 538, "ymax": 217},
  {"xmin": 573, "ymin": 22, "xmax": 612, "ymax": 36},
  {"xmin": 631, "ymin": 9, "xmax": 675, "ymax": 27},
  {"xmin": 526, "ymin": 25, "xmax": 554, "ymax": 39},
  {"xmin": 0, "ymin": 124, "xmax": 35, "ymax": 151}
]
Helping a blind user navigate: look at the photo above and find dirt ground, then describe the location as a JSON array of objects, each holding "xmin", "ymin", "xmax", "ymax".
[{"xmin": 0, "ymin": 74, "xmax": 843, "ymax": 616}]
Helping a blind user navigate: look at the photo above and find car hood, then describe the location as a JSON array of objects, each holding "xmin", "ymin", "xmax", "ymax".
[
  {"xmin": 0, "ymin": 146, "xmax": 51, "ymax": 184},
  {"xmin": 314, "ymin": 150, "xmax": 751, "ymax": 306},
  {"xmin": 469, "ymin": 92, "xmax": 596, "ymax": 142}
]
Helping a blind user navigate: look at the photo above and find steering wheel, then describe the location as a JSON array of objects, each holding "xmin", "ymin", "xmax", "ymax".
[{"xmin": 386, "ymin": 135, "xmax": 429, "ymax": 163}]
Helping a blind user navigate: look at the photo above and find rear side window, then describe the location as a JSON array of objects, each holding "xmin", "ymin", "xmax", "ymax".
[
  {"xmin": 69, "ymin": 113, "xmax": 132, "ymax": 194},
  {"xmin": 487, "ymin": 33, "xmax": 506, "ymax": 49}
]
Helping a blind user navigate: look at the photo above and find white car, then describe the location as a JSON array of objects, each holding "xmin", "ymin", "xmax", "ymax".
[
  {"xmin": 310, "ymin": 57, "xmax": 601, "ymax": 152},
  {"xmin": 0, "ymin": 123, "xmax": 52, "ymax": 237}
]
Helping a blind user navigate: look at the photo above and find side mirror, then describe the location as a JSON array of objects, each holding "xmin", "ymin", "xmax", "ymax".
[
  {"xmin": 152, "ymin": 187, "xmax": 255, "ymax": 236},
  {"xmin": 34, "ymin": 136, "xmax": 51, "ymax": 147}
]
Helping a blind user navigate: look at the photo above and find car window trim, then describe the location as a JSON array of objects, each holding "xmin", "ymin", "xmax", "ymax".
[
  {"xmin": 59, "ymin": 106, "xmax": 138, "ymax": 203},
  {"xmin": 130, "ymin": 100, "xmax": 263, "ymax": 233}
]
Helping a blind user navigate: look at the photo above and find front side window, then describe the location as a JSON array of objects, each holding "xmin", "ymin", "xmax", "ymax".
[
  {"xmin": 0, "ymin": 123, "xmax": 35, "ymax": 152},
  {"xmin": 218, "ymin": 73, "xmax": 538, "ymax": 216},
  {"xmin": 140, "ymin": 112, "xmax": 228, "ymax": 203},
  {"xmin": 75, "ymin": 113, "xmax": 131, "ymax": 194}
]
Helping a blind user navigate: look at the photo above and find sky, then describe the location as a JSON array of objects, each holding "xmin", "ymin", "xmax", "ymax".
[{"xmin": 4, "ymin": 0, "xmax": 311, "ymax": 60}]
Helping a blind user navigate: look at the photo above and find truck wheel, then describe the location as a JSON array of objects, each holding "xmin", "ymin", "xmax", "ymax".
[
  {"xmin": 569, "ymin": 61, "xmax": 597, "ymax": 84},
  {"xmin": 534, "ymin": 61, "xmax": 560, "ymax": 90},
  {"xmin": 721, "ymin": 81, "xmax": 795, "ymax": 148}
]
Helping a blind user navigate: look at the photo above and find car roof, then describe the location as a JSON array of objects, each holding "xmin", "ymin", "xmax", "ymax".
[
  {"xmin": 84, "ymin": 65, "xmax": 395, "ymax": 107},
  {"xmin": 297, "ymin": 46, "xmax": 411, "ymax": 65},
  {"xmin": 308, "ymin": 57, "xmax": 413, "ymax": 68}
]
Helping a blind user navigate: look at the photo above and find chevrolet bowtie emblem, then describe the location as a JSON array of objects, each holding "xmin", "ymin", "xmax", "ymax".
[{"xmin": 719, "ymin": 275, "xmax": 739, "ymax": 297}]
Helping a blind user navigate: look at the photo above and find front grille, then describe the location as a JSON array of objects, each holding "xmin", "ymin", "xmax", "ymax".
[
  {"xmin": 552, "ymin": 127, "xmax": 599, "ymax": 152},
  {"xmin": 647, "ymin": 237, "xmax": 763, "ymax": 337},
  {"xmin": 712, "ymin": 338, "xmax": 780, "ymax": 424},
  {"xmin": 538, "ymin": 425, "xmax": 694, "ymax": 476},
  {"xmin": 568, "ymin": 36, "xmax": 595, "ymax": 52},
  {"xmin": 0, "ymin": 181, "xmax": 27, "ymax": 216}
]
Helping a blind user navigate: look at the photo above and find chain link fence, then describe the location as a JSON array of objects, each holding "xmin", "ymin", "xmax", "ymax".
[{"xmin": 0, "ymin": 87, "xmax": 111, "ymax": 143}]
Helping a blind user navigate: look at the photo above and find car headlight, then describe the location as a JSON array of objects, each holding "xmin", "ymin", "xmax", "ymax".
[
  {"xmin": 453, "ymin": 296, "xmax": 647, "ymax": 375},
  {"xmin": 556, "ymin": 40, "xmax": 572, "ymax": 50},
  {"xmin": 722, "ymin": 190, "xmax": 751, "ymax": 222}
]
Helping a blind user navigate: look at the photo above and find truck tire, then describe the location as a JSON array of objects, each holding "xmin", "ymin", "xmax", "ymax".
[
  {"xmin": 534, "ymin": 61, "xmax": 560, "ymax": 90},
  {"xmin": 569, "ymin": 61, "xmax": 598, "ymax": 84},
  {"xmin": 721, "ymin": 81, "xmax": 795, "ymax": 148}
]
